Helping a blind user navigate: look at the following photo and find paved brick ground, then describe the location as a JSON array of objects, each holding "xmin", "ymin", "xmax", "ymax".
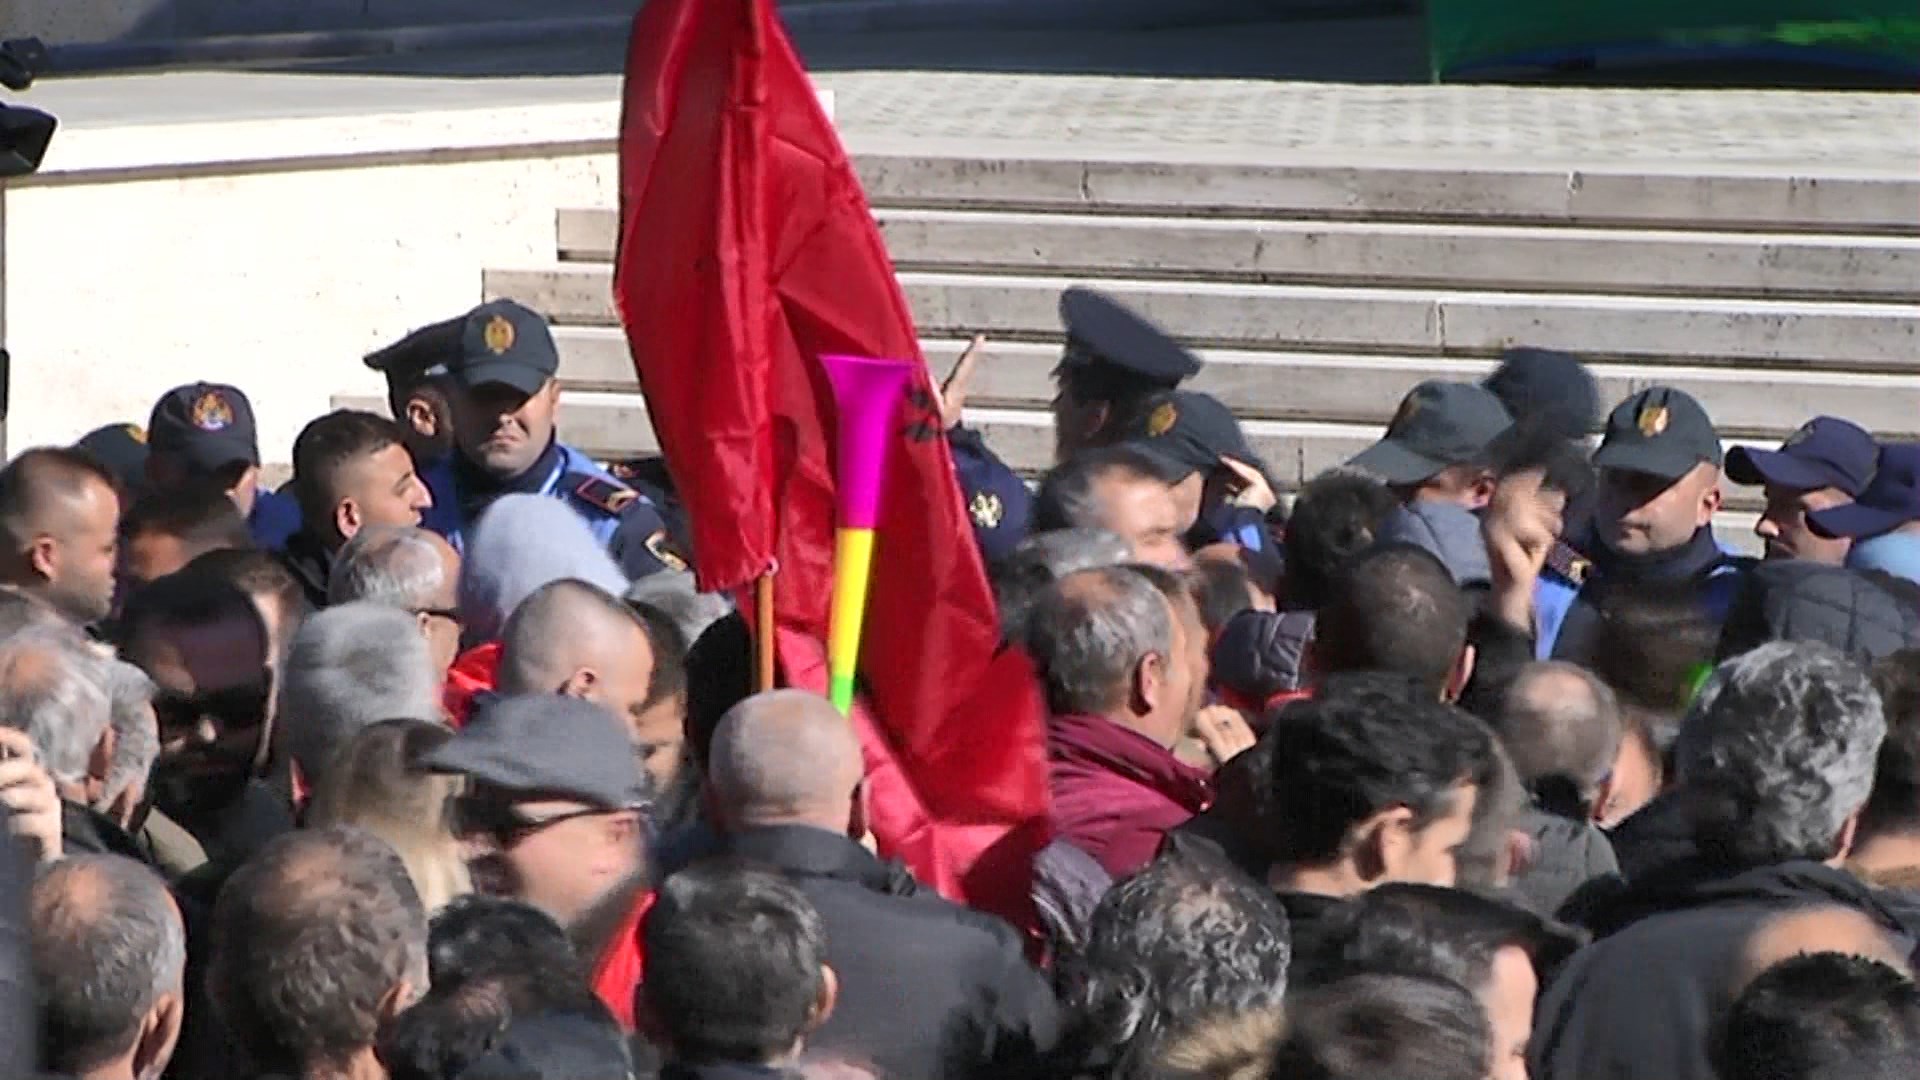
[
  {"xmin": 820, "ymin": 72, "xmax": 1920, "ymax": 169},
  {"xmin": 27, "ymin": 15, "xmax": 1919, "ymax": 172}
]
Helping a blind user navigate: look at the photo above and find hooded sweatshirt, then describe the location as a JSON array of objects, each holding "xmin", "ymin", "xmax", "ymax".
[{"xmin": 1376, "ymin": 500, "xmax": 1492, "ymax": 587}]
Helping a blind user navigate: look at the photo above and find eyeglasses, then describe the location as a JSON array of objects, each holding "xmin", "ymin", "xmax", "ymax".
[
  {"xmin": 153, "ymin": 686, "xmax": 271, "ymax": 737},
  {"xmin": 449, "ymin": 795, "xmax": 644, "ymax": 841}
]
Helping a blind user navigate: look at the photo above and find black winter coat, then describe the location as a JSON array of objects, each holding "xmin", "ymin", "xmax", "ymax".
[
  {"xmin": 1716, "ymin": 558, "xmax": 1920, "ymax": 665},
  {"xmin": 713, "ymin": 826, "xmax": 1060, "ymax": 1080},
  {"xmin": 1531, "ymin": 860, "xmax": 1920, "ymax": 1080}
]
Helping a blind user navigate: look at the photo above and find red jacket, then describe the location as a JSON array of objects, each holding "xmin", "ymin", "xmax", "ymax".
[{"xmin": 1047, "ymin": 712, "xmax": 1211, "ymax": 879}]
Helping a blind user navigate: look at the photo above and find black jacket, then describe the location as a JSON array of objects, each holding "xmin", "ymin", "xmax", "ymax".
[
  {"xmin": 60, "ymin": 800, "xmax": 155, "ymax": 865},
  {"xmin": 1716, "ymin": 559, "xmax": 1920, "ymax": 665},
  {"xmin": 275, "ymin": 530, "xmax": 332, "ymax": 610},
  {"xmin": 713, "ymin": 826, "xmax": 1060, "ymax": 1080},
  {"xmin": 1531, "ymin": 860, "xmax": 1919, "ymax": 1080}
]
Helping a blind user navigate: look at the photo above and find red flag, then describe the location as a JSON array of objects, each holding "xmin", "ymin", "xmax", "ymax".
[{"xmin": 614, "ymin": 0, "xmax": 1049, "ymax": 921}]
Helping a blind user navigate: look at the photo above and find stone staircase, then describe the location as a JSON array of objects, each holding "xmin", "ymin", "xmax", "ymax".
[{"xmin": 473, "ymin": 149, "xmax": 1920, "ymax": 534}]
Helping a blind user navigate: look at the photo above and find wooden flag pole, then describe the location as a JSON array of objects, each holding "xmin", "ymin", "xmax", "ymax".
[{"xmin": 755, "ymin": 572, "xmax": 776, "ymax": 692}]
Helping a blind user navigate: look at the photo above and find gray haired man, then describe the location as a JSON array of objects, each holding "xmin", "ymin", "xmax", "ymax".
[
  {"xmin": 0, "ymin": 631, "xmax": 141, "ymax": 863},
  {"xmin": 276, "ymin": 601, "xmax": 443, "ymax": 791},
  {"xmin": 327, "ymin": 525, "xmax": 463, "ymax": 679},
  {"xmin": 1532, "ymin": 641, "xmax": 1906, "ymax": 1080},
  {"xmin": 31, "ymin": 855, "xmax": 188, "ymax": 1080}
]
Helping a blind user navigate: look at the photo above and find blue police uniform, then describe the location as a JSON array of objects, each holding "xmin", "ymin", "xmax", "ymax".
[
  {"xmin": 948, "ymin": 426, "xmax": 1031, "ymax": 566},
  {"xmin": 420, "ymin": 441, "xmax": 687, "ymax": 581},
  {"xmin": 248, "ymin": 486, "xmax": 304, "ymax": 551},
  {"xmin": 400, "ymin": 298, "xmax": 691, "ymax": 581}
]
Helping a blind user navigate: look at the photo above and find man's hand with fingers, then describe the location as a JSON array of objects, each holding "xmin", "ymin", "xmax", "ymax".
[
  {"xmin": 0, "ymin": 727, "xmax": 61, "ymax": 863},
  {"xmin": 1483, "ymin": 468, "xmax": 1563, "ymax": 633},
  {"xmin": 936, "ymin": 334, "xmax": 986, "ymax": 431}
]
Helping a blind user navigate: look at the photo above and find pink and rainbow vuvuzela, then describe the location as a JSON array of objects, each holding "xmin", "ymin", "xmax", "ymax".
[{"xmin": 820, "ymin": 354, "xmax": 913, "ymax": 712}]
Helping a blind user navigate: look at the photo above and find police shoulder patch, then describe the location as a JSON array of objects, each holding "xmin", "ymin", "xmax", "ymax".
[
  {"xmin": 645, "ymin": 529, "xmax": 690, "ymax": 573},
  {"xmin": 572, "ymin": 475, "xmax": 638, "ymax": 515}
]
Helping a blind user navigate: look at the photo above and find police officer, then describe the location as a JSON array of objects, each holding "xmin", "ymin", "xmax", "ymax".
[
  {"xmin": 144, "ymin": 383, "xmax": 303, "ymax": 550},
  {"xmin": 1053, "ymin": 286, "xmax": 1204, "ymax": 461},
  {"xmin": 1116, "ymin": 389, "xmax": 1277, "ymax": 556},
  {"xmin": 943, "ymin": 288, "xmax": 1206, "ymax": 565},
  {"xmin": 411, "ymin": 299, "xmax": 688, "ymax": 580},
  {"xmin": 1540, "ymin": 387, "xmax": 1751, "ymax": 663},
  {"xmin": 364, "ymin": 318, "xmax": 459, "ymax": 471}
]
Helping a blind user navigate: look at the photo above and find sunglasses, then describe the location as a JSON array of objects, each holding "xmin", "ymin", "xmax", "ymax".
[
  {"xmin": 449, "ymin": 795, "xmax": 643, "ymax": 841},
  {"xmin": 153, "ymin": 686, "xmax": 271, "ymax": 737}
]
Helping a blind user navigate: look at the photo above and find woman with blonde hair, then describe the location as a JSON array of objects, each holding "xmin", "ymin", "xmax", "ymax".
[{"xmin": 307, "ymin": 717, "xmax": 471, "ymax": 912}]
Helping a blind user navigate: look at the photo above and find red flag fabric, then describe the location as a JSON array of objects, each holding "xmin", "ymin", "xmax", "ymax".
[{"xmin": 614, "ymin": 0, "xmax": 1049, "ymax": 922}]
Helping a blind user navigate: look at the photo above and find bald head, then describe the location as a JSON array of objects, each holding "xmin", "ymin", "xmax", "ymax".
[
  {"xmin": 709, "ymin": 689, "xmax": 864, "ymax": 831},
  {"xmin": 1734, "ymin": 906, "xmax": 1912, "ymax": 993},
  {"xmin": 498, "ymin": 579, "xmax": 655, "ymax": 729},
  {"xmin": 1497, "ymin": 662, "xmax": 1622, "ymax": 815}
]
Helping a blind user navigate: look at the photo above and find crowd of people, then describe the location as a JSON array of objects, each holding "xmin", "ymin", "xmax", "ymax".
[{"xmin": 0, "ymin": 284, "xmax": 1917, "ymax": 1080}]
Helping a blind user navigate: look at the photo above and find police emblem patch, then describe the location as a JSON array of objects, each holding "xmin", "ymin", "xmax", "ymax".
[
  {"xmin": 125, "ymin": 424, "xmax": 148, "ymax": 445},
  {"xmin": 190, "ymin": 392, "xmax": 234, "ymax": 432},
  {"xmin": 1146, "ymin": 402, "xmax": 1178, "ymax": 437},
  {"xmin": 1637, "ymin": 404, "xmax": 1670, "ymax": 437},
  {"xmin": 969, "ymin": 491, "xmax": 1005, "ymax": 530},
  {"xmin": 645, "ymin": 529, "xmax": 690, "ymax": 573},
  {"xmin": 483, "ymin": 315, "xmax": 516, "ymax": 355}
]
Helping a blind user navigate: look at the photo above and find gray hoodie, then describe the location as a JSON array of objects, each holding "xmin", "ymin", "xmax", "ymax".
[{"xmin": 1377, "ymin": 500, "xmax": 1492, "ymax": 587}]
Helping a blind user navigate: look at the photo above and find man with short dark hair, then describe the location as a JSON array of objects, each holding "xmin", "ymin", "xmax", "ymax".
[
  {"xmin": 117, "ymin": 486, "xmax": 251, "ymax": 591},
  {"xmin": 143, "ymin": 383, "xmax": 301, "ymax": 550},
  {"xmin": 1533, "ymin": 642, "xmax": 1904, "ymax": 1080},
  {"xmin": 497, "ymin": 579, "xmax": 659, "ymax": 754},
  {"xmin": 1053, "ymin": 852, "xmax": 1290, "ymax": 1080},
  {"xmin": 117, "ymin": 570, "xmax": 290, "ymax": 872},
  {"xmin": 1025, "ymin": 566, "xmax": 1210, "ymax": 877},
  {"xmin": 1269, "ymin": 971, "xmax": 1491, "ymax": 1080},
  {"xmin": 0, "ymin": 448, "xmax": 121, "ymax": 626},
  {"xmin": 30, "ymin": 855, "xmax": 186, "ymax": 1080},
  {"xmin": 209, "ymin": 826, "xmax": 428, "ymax": 1080},
  {"xmin": 640, "ymin": 863, "xmax": 837, "ymax": 1076},
  {"xmin": 1033, "ymin": 448, "xmax": 1191, "ymax": 570},
  {"xmin": 281, "ymin": 410, "xmax": 433, "ymax": 607},
  {"xmin": 698, "ymin": 689, "xmax": 1059, "ymax": 1080},
  {"xmin": 1313, "ymin": 544, "xmax": 1476, "ymax": 702},
  {"xmin": 1717, "ymin": 952, "xmax": 1920, "ymax": 1080},
  {"xmin": 422, "ymin": 694, "xmax": 651, "ymax": 929},
  {"xmin": 1264, "ymin": 674, "xmax": 1499, "ymax": 954},
  {"xmin": 1303, "ymin": 884, "xmax": 1584, "ymax": 1080}
]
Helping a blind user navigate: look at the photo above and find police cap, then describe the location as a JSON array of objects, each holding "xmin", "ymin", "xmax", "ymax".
[{"xmin": 1057, "ymin": 287, "xmax": 1202, "ymax": 392}]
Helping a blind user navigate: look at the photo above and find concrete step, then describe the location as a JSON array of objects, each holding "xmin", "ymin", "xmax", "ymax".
[
  {"xmin": 842, "ymin": 152, "xmax": 1920, "ymax": 235},
  {"xmin": 549, "ymin": 327, "xmax": 1920, "ymax": 439},
  {"xmin": 485, "ymin": 265, "xmax": 1920, "ymax": 373},
  {"xmin": 557, "ymin": 207, "xmax": 1920, "ymax": 303}
]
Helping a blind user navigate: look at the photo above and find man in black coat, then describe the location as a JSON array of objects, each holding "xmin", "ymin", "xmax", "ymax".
[
  {"xmin": 1531, "ymin": 641, "xmax": 1915, "ymax": 1080},
  {"xmin": 701, "ymin": 690, "xmax": 1059, "ymax": 1080}
]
